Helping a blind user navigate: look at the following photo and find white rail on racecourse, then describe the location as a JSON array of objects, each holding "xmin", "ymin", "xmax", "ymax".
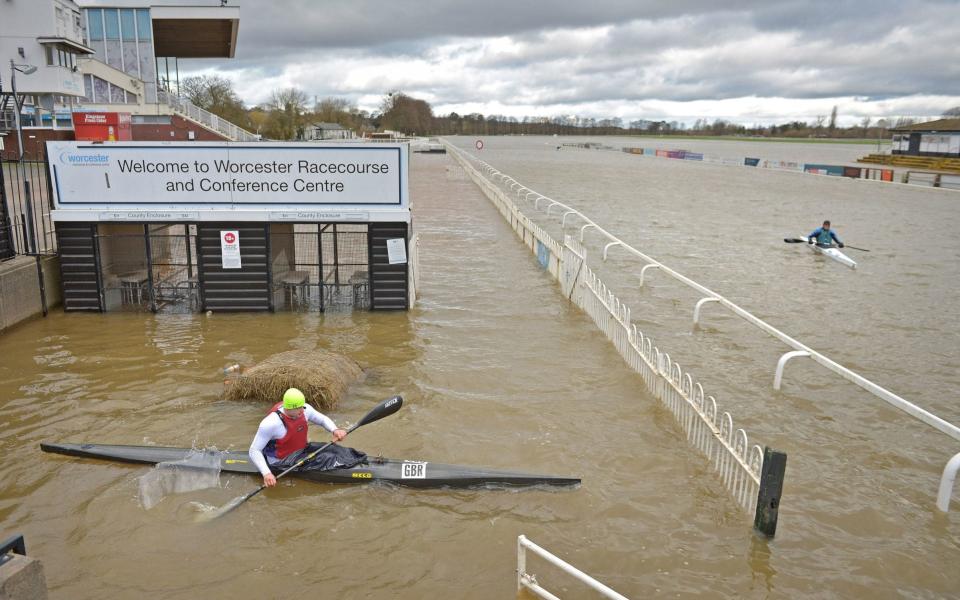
[
  {"xmin": 448, "ymin": 146, "xmax": 764, "ymax": 517},
  {"xmin": 517, "ymin": 535, "xmax": 630, "ymax": 600},
  {"xmin": 445, "ymin": 141, "xmax": 960, "ymax": 512}
]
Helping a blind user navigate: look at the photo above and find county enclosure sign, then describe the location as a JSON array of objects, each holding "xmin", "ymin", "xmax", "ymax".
[{"xmin": 47, "ymin": 141, "xmax": 410, "ymax": 223}]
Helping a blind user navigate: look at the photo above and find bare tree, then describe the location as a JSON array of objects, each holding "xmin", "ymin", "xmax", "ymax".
[
  {"xmin": 943, "ymin": 106, "xmax": 960, "ymax": 116},
  {"xmin": 314, "ymin": 97, "xmax": 353, "ymax": 122},
  {"xmin": 180, "ymin": 75, "xmax": 249, "ymax": 128},
  {"xmin": 828, "ymin": 105, "xmax": 838, "ymax": 134},
  {"xmin": 268, "ymin": 88, "xmax": 309, "ymax": 139},
  {"xmin": 379, "ymin": 92, "xmax": 433, "ymax": 135}
]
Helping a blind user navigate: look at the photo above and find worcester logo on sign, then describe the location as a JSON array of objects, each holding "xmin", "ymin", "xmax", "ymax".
[{"xmin": 59, "ymin": 151, "xmax": 110, "ymax": 167}]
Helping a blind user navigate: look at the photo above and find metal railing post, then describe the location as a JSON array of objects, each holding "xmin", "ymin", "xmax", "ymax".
[
  {"xmin": 693, "ymin": 297, "xmax": 720, "ymax": 325},
  {"xmin": 639, "ymin": 263, "xmax": 659, "ymax": 287},
  {"xmin": 516, "ymin": 535, "xmax": 629, "ymax": 600},
  {"xmin": 774, "ymin": 350, "xmax": 812, "ymax": 390},
  {"xmin": 936, "ymin": 452, "xmax": 960, "ymax": 512},
  {"xmin": 516, "ymin": 534, "xmax": 526, "ymax": 592}
]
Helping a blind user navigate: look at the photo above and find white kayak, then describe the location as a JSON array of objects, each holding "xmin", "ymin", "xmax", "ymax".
[{"xmin": 802, "ymin": 235, "xmax": 857, "ymax": 269}]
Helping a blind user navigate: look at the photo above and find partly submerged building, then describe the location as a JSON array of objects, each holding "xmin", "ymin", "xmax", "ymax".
[
  {"xmin": 890, "ymin": 118, "xmax": 960, "ymax": 158},
  {"xmin": 304, "ymin": 122, "xmax": 355, "ymax": 141}
]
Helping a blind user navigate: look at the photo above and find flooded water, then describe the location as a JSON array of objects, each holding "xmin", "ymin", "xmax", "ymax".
[{"xmin": 1, "ymin": 140, "xmax": 958, "ymax": 598}]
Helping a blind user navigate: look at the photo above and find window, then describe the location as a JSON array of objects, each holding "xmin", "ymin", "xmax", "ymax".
[
  {"xmin": 120, "ymin": 9, "xmax": 136, "ymax": 41},
  {"xmin": 46, "ymin": 46, "xmax": 54, "ymax": 66},
  {"xmin": 132, "ymin": 115, "xmax": 171, "ymax": 124},
  {"xmin": 104, "ymin": 9, "xmax": 120, "ymax": 40},
  {"xmin": 87, "ymin": 9, "xmax": 103, "ymax": 41},
  {"xmin": 110, "ymin": 83, "xmax": 126, "ymax": 104},
  {"xmin": 136, "ymin": 9, "xmax": 152, "ymax": 41}
]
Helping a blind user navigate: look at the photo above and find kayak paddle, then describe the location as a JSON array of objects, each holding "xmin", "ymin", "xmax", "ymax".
[
  {"xmin": 200, "ymin": 395, "xmax": 403, "ymax": 521},
  {"xmin": 783, "ymin": 238, "xmax": 868, "ymax": 251}
]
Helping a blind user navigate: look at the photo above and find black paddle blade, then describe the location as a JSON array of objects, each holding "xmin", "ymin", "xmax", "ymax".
[
  {"xmin": 783, "ymin": 238, "xmax": 806, "ymax": 243},
  {"xmin": 196, "ymin": 486, "xmax": 265, "ymax": 522},
  {"xmin": 353, "ymin": 395, "xmax": 403, "ymax": 430}
]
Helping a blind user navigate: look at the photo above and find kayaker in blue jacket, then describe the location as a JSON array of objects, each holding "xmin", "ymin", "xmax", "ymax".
[{"xmin": 808, "ymin": 220, "xmax": 844, "ymax": 248}]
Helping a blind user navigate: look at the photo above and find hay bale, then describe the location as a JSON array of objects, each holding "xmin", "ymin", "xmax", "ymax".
[{"xmin": 221, "ymin": 349, "xmax": 362, "ymax": 411}]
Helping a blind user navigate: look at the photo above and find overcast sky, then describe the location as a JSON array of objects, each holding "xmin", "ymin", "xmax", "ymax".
[{"xmin": 184, "ymin": 0, "xmax": 960, "ymax": 126}]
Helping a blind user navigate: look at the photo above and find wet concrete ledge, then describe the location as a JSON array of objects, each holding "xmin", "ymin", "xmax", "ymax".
[
  {"xmin": 0, "ymin": 553, "xmax": 48, "ymax": 600},
  {"xmin": 0, "ymin": 256, "xmax": 62, "ymax": 334}
]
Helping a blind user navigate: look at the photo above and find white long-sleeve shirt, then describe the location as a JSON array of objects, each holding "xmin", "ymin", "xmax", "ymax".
[{"xmin": 248, "ymin": 406, "xmax": 338, "ymax": 476}]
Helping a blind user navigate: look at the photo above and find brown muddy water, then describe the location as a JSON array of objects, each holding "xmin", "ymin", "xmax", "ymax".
[{"xmin": 1, "ymin": 141, "xmax": 958, "ymax": 599}]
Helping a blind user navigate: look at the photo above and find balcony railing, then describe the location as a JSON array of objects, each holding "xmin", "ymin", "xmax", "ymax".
[{"xmin": 157, "ymin": 89, "xmax": 259, "ymax": 143}]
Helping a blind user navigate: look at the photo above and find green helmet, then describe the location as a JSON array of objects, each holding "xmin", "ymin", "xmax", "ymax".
[{"xmin": 282, "ymin": 388, "xmax": 306, "ymax": 410}]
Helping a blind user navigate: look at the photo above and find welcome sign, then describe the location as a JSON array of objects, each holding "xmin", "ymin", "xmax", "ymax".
[{"xmin": 47, "ymin": 142, "xmax": 408, "ymax": 209}]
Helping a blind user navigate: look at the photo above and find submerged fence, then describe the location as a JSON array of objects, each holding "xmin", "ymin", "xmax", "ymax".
[
  {"xmin": 615, "ymin": 144, "xmax": 960, "ymax": 191},
  {"xmin": 517, "ymin": 535, "xmax": 629, "ymax": 600},
  {"xmin": 446, "ymin": 140, "xmax": 960, "ymax": 516},
  {"xmin": 446, "ymin": 143, "xmax": 777, "ymax": 530}
]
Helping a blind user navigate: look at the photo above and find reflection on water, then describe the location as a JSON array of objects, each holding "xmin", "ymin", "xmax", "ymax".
[{"xmin": 0, "ymin": 145, "xmax": 957, "ymax": 599}]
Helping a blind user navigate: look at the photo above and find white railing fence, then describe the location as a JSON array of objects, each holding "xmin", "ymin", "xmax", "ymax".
[
  {"xmin": 446, "ymin": 144, "xmax": 768, "ymax": 522},
  {"xmin": 157, "ymin": 89, "xmax": 259, "ymax": 142},
  {"xmin": 567, "ymin": 237, "xmax": 764, "ymax": 514},
  {"xmin": 446, "ymin": 140, "xmax": 959, "ymax": 514},
  {"xmin": 517, "ymin": 535, "xmax": 629, "ymax": 600}
]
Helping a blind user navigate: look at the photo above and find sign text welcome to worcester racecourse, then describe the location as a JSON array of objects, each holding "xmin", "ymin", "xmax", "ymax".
[
  {"xmin": 116, "ymin": 157, "xmax": 390, "ymax": 193},
  {"xmin": 49, "ymin": 143, "xmax": 406, "ymax": 206}
]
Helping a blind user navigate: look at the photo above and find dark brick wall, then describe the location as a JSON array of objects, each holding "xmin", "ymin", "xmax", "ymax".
[{"xmin": 132, "ymin": 115, "xmax": 230, "ymax": 142}]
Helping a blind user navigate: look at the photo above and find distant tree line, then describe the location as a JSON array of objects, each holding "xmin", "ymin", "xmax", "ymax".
[{"xmin": 180, "ymin": 77, "xmax": 959, "ymax": 141}]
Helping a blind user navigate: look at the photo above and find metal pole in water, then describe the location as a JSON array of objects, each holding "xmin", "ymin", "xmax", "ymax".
[{"xmin": 754, "ymin": 447, "xmax": 787, "ymax": 537}]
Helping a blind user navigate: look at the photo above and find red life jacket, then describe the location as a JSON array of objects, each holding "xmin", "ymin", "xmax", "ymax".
[{"xmin": 267, "ymin": 401, "xmax": 308, "ymax": 459}]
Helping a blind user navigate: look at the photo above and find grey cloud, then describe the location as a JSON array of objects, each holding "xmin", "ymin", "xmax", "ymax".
[{"xmin": 185, "ymin": 0, "xmax": 960, "ymax": 119}]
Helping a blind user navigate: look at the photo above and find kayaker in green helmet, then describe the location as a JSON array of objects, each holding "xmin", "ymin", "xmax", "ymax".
[
  {"xmin": 808, "ymin": 220, "xmax": 844, "ymax": 248},
  {"xmin": 249, "ymin": 387, "xmax": 348, "ymax": 487}
]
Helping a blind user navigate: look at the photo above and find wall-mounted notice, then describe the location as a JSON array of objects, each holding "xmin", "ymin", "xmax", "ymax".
[
  {"xmin": 386, "ymin": 238, "xmax": 407, "ymax": 265},
  {"xmin": 221, "ymin": 230, "xmax": 241, "ymax": 269}
]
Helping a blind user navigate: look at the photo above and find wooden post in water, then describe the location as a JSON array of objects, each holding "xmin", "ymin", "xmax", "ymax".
[{"xmin": 753, "ymin": 447, "xmax": 787, "ymax": 537}]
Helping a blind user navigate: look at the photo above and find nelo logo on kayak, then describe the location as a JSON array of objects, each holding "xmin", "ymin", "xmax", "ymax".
[
  {"xmin": 401, "ymin": 461, "xmax": 427, "ymax": 479},
  {"xmin": 352, "ymin": 472, "xmax": 372, "ymax": 479}
]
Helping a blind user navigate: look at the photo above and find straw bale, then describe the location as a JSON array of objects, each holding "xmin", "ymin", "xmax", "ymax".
[{"xmin": 220, "ymin": 349, "xmax": 362, "ymax": 411}]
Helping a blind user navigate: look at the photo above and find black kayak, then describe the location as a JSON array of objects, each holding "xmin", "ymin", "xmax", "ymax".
[{"xmin": 40, "ymin": 442, "xmax": 581, "ymax": 489}]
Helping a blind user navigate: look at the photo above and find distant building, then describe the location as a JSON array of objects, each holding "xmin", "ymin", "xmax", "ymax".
[
  {"xmin": 890, "ymin": 118, "xmax": 960, "ymax": 158},
  {"xmin": 0, "ymin": 0, "xmax": 94, "ymax": 147},
  {"xmin": 304, "ymin": 122, "xmax": 354, "ymax": 141},
  {"xmin": 1, "ymin": 0, "xmax": 252, "ymax": 154},
  {"xmin": 364, "ymin": 130, "xmax": 413, "ymax": 142}
]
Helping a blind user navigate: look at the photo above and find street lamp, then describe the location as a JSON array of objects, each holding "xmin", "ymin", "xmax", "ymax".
[{"xmin": 10, "ymin": 60, "xmax": 38, "ymax": 254}]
